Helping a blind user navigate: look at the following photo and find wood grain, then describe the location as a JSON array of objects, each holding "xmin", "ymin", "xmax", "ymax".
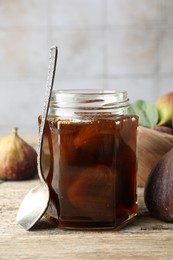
[
  {"xmin": 138, "ymin": 126, "xmax": 173, "ymax": 187},
  {"xmin": 21, "ymin": 127, "xmax": 173, "ymax": 188},
  {"xmin": 1, "ymin": 180, "xmax": 173, "ymax": 259}
]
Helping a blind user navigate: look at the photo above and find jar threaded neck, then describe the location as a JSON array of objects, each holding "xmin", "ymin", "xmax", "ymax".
[{"xmin": 49, "ymin": 90, "xmax": 129, "ymax": 119}]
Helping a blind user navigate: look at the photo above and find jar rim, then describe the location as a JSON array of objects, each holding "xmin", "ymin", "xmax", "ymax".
[
  {"xmin": 51, "ymin": 89, "xmax": 128, "ymax": 103},
  {"xmin": 52, "ymin": 89, "xmax": 127, "ymax": 96}
]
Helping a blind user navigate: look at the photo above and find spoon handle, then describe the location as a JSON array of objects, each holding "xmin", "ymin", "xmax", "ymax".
[{"xmin": 37, "ymin": 46, "xmax": 58, "ymax": 181}]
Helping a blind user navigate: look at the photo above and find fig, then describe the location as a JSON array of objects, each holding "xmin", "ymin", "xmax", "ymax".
[
  {"xmin": 74, "ymin": 121, "xmax": 100, "ymax": 151},
  {"xmin": 0, "ymin": 128, "xmax": 37, "ymax": 180},
  {"xmin": 155, "ymin": 92, "xmax": 173, "ymax": 126},
  {"xmin": 67, "ymin": 165, "xmax": 116, "ymax": 212},
  {"xmin": 154, "ymin": 125, "xmax": 173, "ymax": 135},
  {"xmin": 144, "ymin": 148, "xmax": 173, "ymax": 222}
]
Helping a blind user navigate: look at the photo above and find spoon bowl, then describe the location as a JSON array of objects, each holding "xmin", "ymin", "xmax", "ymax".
[
  {"xmin": 16, "ymin": 182, "xmax": 49, "ymax": 230},
  {"xmin": 16, "ymin": 46, "xmax": 58, "ymax": 230}
]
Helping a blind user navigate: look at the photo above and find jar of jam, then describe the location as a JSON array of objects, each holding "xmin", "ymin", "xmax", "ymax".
[{"xmin": 40, "ymin": 89, "xmax": 138, "ymax": 230}]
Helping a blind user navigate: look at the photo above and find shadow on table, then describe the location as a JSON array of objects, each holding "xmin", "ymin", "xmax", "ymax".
[{"xmin": 30, "ymin": 218, "xmax": 57, "ymax": 231}]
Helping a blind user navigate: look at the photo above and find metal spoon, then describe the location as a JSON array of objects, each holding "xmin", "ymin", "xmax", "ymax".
[{"xmin": 16, "ymin": 46, "xmax": 58, "ymax": 230}]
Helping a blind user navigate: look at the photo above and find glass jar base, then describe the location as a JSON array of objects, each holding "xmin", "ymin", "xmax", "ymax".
[{"xmin": 45, "ymin": 212, "xmax": 137, "ymax": 231}]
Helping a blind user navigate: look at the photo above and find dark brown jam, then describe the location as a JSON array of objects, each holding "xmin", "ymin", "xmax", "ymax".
[{"xmin": 40, "ymin": 114, "xmax": 138, "ymax": 230}]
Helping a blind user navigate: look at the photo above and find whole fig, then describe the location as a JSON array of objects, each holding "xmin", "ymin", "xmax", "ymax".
[
  {"xmin": 155, "ymin": 92, "xmax": 173, "ymax": 126},
  {"xmin": 0, "ymin": 128, "xmax": 37, "ymax": 180},
  {"xmin": 154, "ymin": 125, "xmax": 173, "ymax": 135},
  {"xmin": 144, "ymin": 148, "xmax": 173, "ymax": 222}
]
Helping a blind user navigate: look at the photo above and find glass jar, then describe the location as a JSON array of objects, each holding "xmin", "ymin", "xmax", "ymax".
[{"xmin": 40, "ymin": 89, "xmax": 138, "ymax": 230}]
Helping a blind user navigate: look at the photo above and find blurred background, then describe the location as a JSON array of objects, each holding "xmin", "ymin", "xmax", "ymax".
[{"xmin": 0, "ymin": 0, "xmax": 172, "ymax": 135}]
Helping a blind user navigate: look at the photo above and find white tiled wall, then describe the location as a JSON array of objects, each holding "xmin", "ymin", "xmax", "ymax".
[{"xmin": 0, "ymin": 0, "xmax": 173, "ymax": 134}]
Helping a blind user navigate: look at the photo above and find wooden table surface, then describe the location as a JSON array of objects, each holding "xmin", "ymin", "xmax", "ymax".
[
  {"xmin": 0, "ymin": 134, "xmax": 173, "ymax": 259},
  {"xmin": 1, "ymin": 179, "xmax": 173, "ymax": 260}
]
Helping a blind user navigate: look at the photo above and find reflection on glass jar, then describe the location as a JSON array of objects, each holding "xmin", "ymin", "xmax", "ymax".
[{"xmin": 39, "ymin": 90, "xmax": 138, "ymax": 230}]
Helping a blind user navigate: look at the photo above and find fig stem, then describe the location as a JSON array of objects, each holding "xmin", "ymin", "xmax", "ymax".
[{"xmin": 12, "ymin": 128, "xmax": 18, "ymax": 136}]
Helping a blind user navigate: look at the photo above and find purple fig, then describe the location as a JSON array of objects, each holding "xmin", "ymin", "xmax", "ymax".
[
  {"xmin": 0, "ymin": 128, "xmax": 37, "ymax": 180},
  {"xmin": 154, "ymin": 125, "xmax": 173, "ymax": 135},
  {"xmin": 144, "ymin": 148, "xmax": 173, "ymax": 222},
  {"xmin": 155, "ymin": 92, "xmax": 173, "ymax": 126}
]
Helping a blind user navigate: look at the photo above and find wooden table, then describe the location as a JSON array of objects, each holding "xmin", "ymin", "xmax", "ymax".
[{"xmin": 0, "ymin": 179, "xmax": 173, "ymax": 260}]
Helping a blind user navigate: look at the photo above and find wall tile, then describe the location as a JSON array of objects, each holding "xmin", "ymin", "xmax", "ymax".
[
  {"xmin": 0, "ymin": 79, "xmax": 46, "ymax": 134},
  {"xmin": 53, "ymin": 78, "xmax": 104, "ymax": 90},
  {"xmin": 50, "ymin": 0, "xmax": 104, "ymax": 28},
  {"xmin": 0, "ymin": 78, "xmax": 104, "ymax": 134},
  {"xmin": 107, "ymin": 28, "xmax": 160, "ymax": 75},
  {"xmin": 107, "ymin": 78, "xmax": 158, "ymax": 103},
  {"xmin": 158, "ymin": 30, "xmax": 173, "ymax": 74},
  {"xmin": 0, "ymin": 30, "xmax": 48, "ymax": 79},
  {"xmin": 158, "ymin": 77, "xmax": 173, "ymax": 96},
  {"xmin": 50, "ymin": 29, "xmax": 104, "ymax": 77},
  {"xmin": 161, "ymin": 0, "xmax": 173, "ymax": 26},
  {"xmin": 0, "ymin": 0, "xmax": 173, "ymax": 134},
  {"xmin": 107, "ymin": 0, "xmax": 161, "ymax": 26},
  {"xmin": 0, "ymin": 0, "xmax": 47, "ymax": 28}
]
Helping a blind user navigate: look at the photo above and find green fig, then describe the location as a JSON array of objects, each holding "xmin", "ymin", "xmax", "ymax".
[
  {"xmin": 0, "ymin": 128, "xmax": 38, "ymax": 180},
  {"xmin": 155, "ymin": 92, "xmax": 173, "ymax": 126},
  {"xmin": 144, "ymin": 148, "xmax": 173, "ymax": 222}
]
